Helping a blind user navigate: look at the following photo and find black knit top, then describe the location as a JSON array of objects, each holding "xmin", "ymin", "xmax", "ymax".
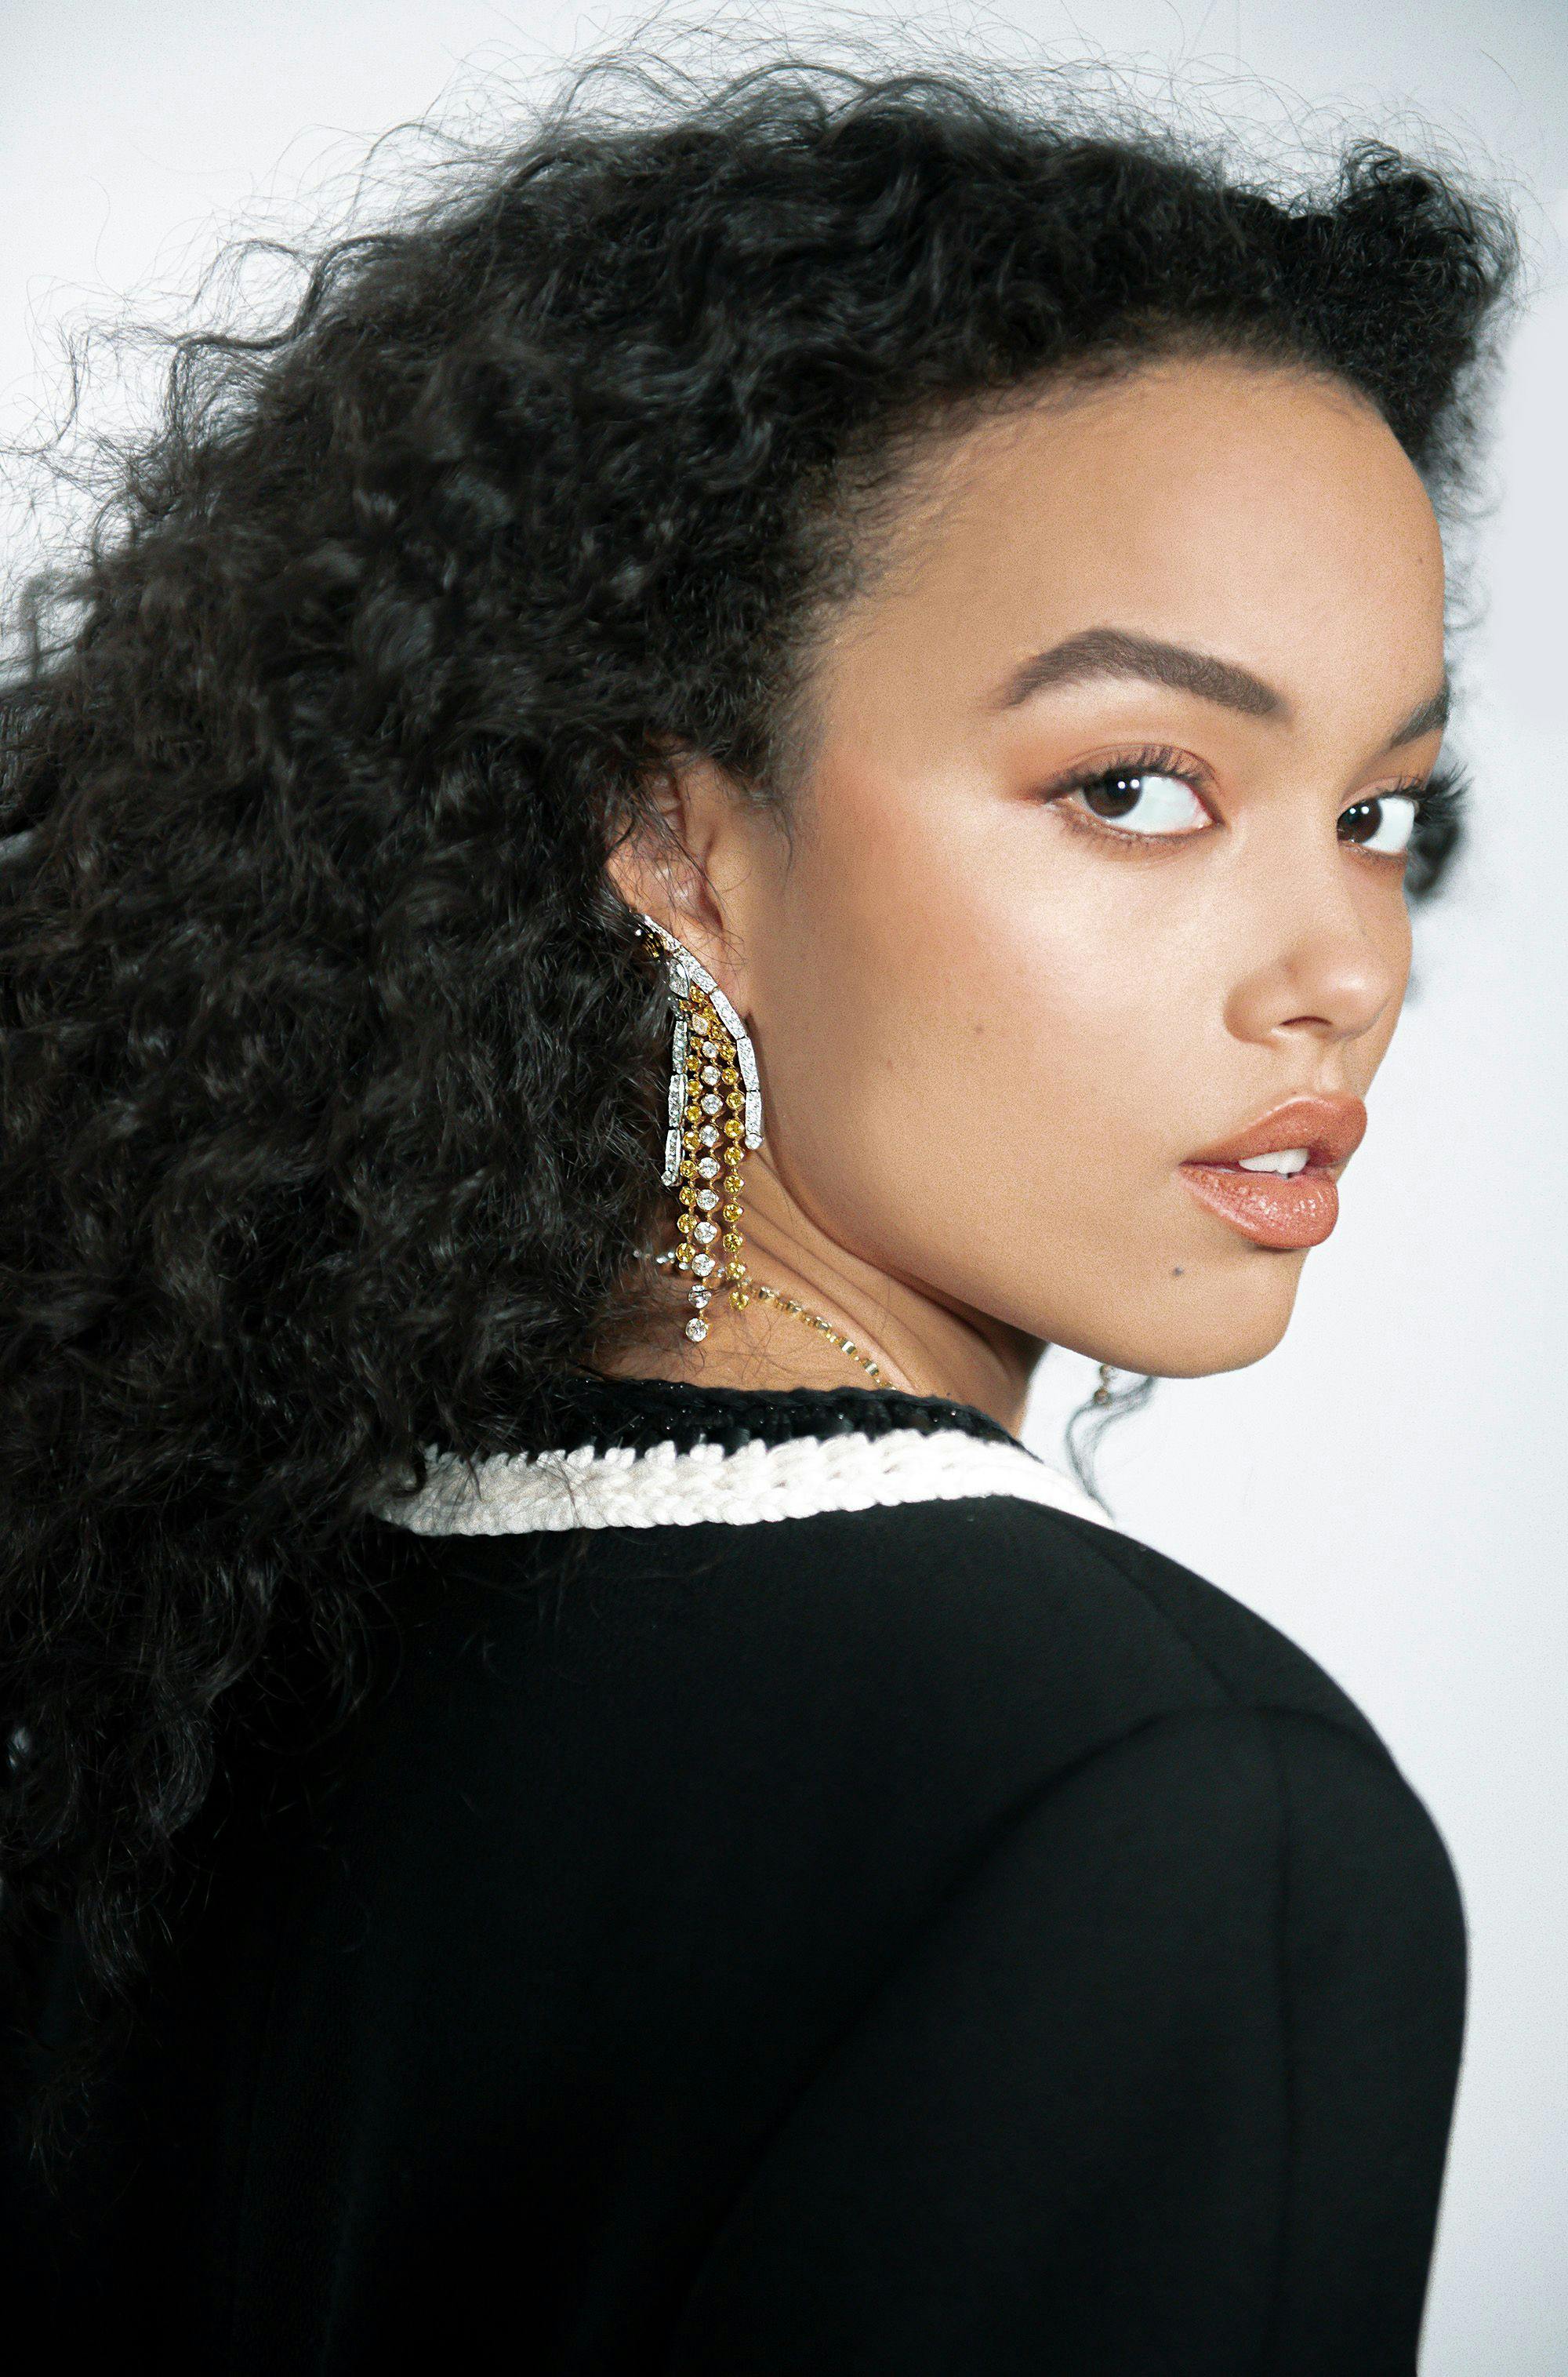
[{"xmin": 3, "ymin": 1373, "xmax": 1466, "ymax": 2372}]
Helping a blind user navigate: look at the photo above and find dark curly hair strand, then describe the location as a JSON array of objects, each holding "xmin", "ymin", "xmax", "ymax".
[{"xmin": 0, "ymin": 57, "xmax": 1518, "ymax": 2165}]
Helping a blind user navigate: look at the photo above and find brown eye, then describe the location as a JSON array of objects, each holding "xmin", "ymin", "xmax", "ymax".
[
  {"xmin": 1338, "ymin": 794, "xmax": 1418, "ymax": 856},
  {"xmin": 1065, "ymin": 768, "xmax": 1209, "ymax": 837},
  {"xmin": 1082, "ymin": 770, "xmax": 1145, "ymax": 818}
]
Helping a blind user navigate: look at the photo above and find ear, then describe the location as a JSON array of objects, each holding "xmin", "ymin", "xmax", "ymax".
[{"xmin": 604, "ymin": 752, "xmax": 753, "ymax": 994}]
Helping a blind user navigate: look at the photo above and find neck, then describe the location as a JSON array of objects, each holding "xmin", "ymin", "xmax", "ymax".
[{"xmin": 593, "ymin": 1146, "xmax": 1041, "ymax": 1434}]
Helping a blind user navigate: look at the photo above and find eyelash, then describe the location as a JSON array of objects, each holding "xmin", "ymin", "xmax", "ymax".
[{"xmin": 1043, "ymin": 744, "xmax": 1470, "ymax": 869}]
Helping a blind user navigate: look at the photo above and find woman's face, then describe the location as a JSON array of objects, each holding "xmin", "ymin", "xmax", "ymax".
[{"xmin": 702, "ymin": 354, "xmax": 1448, "ymax": 1379}]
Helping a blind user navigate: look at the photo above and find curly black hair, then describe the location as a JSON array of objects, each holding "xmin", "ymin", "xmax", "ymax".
[{"xmin": 0, "ymin": 55, "xmax": 1518, "ymax": 2164}]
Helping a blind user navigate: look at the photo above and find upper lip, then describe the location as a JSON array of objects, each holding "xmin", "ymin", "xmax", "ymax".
[{"xmin": 1183, "ymin": 1092, "xmax": 1367, "ymax": 1171}]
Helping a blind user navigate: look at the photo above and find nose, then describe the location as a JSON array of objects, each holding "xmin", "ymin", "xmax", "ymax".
[{"xmin": 1221, "ymin": 842, "xmax": 1408, "ymax": 1053}]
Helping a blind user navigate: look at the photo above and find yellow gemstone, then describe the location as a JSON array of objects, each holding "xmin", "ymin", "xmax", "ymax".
[
  {"xmin": 721, "ymin": 1231, "xmax": 742, "ymax": 1252},
  {"xmin": 730, "ymin": 1288, "xmax": 750, "ymax": 1309}
]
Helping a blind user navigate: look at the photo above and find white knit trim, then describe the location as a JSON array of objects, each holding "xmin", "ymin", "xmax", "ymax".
[{"xmin": 379, "ymin": 1425, "xmax": 1116, "ymax": 1536}]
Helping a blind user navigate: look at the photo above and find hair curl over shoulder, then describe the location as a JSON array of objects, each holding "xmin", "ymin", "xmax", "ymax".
[{"xmin": 0, "ymin": 56, "xmax": 1518, "ymax": 2161}]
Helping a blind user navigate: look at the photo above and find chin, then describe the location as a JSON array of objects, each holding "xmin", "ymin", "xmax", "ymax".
[
  {"xmin": 1070, "ymin": 1264, "xmax": 1304, "ymax": 1380},
  {"xmin": 1154, "ymin": 1277, "xmax": 1303, "ymax": 1378}
]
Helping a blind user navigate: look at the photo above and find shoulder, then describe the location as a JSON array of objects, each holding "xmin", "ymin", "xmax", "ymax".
[
  {"xmin": 662, "ymin": 1669, "xmax": 1466, "ymax": 2377},
  {"xmin": 730, "ymin": 1492, "xmax": 1428, "ymax": 1843},
  {"xmin": 356, "ymin": 1474, "xmax": 1401, "ymax": 1842},
  {"xmin": 374, "ymin": 1385, "xmax": 1385, "ymax": 1765},
  {"xmin": 256, "ymin": 1490, "xmax": 1464, "ymax": 2214},
  {"xmin": 335, "ymin": 1378, "xmax": 1446, "ymax": 1979}
]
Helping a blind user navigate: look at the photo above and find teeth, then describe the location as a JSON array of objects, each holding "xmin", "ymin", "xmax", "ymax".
[{"xmin": 1237, "ymin": 1147, "xmax": 1311, "ymax": 1176}]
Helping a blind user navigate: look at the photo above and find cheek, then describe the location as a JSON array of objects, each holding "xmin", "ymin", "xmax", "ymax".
[{"xmin": 753, "ymin": 776, "xmax": 1200, "ymax": 1281}]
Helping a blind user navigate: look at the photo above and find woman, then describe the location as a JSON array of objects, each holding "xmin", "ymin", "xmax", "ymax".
[{"xmin": 0, "ymin": 57, "xmax": 1516, "ymax": 2373}]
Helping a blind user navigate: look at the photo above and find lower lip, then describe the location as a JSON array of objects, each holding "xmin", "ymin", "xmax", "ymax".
[{"xmin": 1178, "ymin": 1162, "xmax": 1340, "ymax": 1250}]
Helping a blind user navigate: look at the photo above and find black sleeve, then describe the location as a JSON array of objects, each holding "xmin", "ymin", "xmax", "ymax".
[{"xmin": 666, "ymin": 1706, "xmax": 1467, "ymax": 2376}]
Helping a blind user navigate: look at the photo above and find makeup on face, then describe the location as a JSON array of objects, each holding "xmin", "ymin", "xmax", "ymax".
[
  {"xmin": 700, "ymin": 354, "xmax": 1450, "ymax": 1388},
  {"xmin": 1177, "ymin": 1092, "xmax": 1367, "ymax": 1252}
]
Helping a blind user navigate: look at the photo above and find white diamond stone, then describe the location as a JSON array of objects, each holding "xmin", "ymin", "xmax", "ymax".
[
  {"xmin": 701, "ymin": 1066, "xmax": 720, "ymax": 1085},
  {"xmin": 690, "ymin": 1285, "xmax": 710, "ymax": 1308},
  {"xmin": 695, "ymin": 1189, "xmax": 719, "ymax": 1212},
  {"xmin": 700, "ymin": 1093, "xmax": 722, "ymax": 1116},
  {"xmin": 684, "ymin": 1316, "xmax": 708, "ymax": 1342},
  {"xmin": 693, "ymin": 1221, "xmax": 717, "ymax": 1244},
  {"xmin": 698, "ymin": 1125, "xmax": 720, "ymax": 1148},
  {"xmin": 697, "ymin": 1157, "xmax": 720, "ymax": 1179},
  {"xmin": 691, "ymin": 1253, "xmax": 716, "ymax": 1277}
]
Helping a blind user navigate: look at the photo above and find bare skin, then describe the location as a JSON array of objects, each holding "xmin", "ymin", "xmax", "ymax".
[{"xmin": 601, "ymin": 354, "xmax": 1448, "ymax": 1434}]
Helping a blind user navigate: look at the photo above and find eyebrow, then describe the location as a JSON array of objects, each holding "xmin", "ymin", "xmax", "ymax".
[{"xmin": 992, "ymin": 627, "xmax": 1449, "ymax": 751}]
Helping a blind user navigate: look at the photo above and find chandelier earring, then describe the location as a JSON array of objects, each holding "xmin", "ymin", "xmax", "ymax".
[
  {"xmin": 633, "ymin": 911, "xmax": 887, "ymax": 1384},
  {"xmin": 635, "ymin": 913, "xmax": 763, "ymax": 1344}
]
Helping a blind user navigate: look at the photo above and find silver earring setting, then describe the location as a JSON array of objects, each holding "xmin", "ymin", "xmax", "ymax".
[{"xmin": 636, "ymin": 913, "xmax": 764, "ymax": 1343}]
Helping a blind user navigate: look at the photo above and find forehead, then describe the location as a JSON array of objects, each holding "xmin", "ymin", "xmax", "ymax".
[{"xmin": 829, "ymin": 355, "xmax": 1445, "ymax": 726}]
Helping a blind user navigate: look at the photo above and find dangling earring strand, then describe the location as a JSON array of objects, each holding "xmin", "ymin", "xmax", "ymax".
[
  {"xmin": 748, "ymin": 1282, "xmax": 887, "ymax": 1385},
  {"xmin": 651, "ymin": 1252, "xmax": 888, "ymax": 1386},
  {"xmin": 637, "ymin": 913, "xmax": 887, "ymax": 1387},
  {"xmin": 637, "ymin": 913, "xmax": 760, "ymax": 1343}
]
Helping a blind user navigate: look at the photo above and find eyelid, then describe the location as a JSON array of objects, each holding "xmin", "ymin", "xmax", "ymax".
[
  {"xmin": 1041, "ymin": 743, "xmax": 1217, "ymax": 807},
  {"xmin": 1345, "ymin": 772, "xmax": 1428, "ymax": 806}
]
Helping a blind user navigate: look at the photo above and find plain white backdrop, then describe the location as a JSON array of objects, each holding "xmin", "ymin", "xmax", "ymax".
[{"xmin": 2, "ymin": 5, "xmax": 1563, "ymax": 2368}]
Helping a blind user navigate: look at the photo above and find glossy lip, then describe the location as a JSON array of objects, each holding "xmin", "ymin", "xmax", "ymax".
[
  {"xmin": 1178, "ymin": 1093, "xmax": 1367, "ymax": 1251},
  {"xmin": 1182, "ymin": 1092, "xmax": 1368, "ymax": 1171}
]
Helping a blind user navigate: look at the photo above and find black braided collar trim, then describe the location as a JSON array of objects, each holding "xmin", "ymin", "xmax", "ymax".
[{"xmin": 514, "ymin": 1369, "xmax": 1023, "ymax": 1463}]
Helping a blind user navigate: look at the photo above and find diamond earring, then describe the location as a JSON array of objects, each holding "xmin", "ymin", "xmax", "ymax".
[{"xmin": 636, "ymin": 914, "xmax": 764, "ymax": 1344}]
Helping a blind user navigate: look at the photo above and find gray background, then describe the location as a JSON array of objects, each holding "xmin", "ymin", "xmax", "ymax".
[{"xmin": 2, "ymin": 4, "xmax": 1562, "ymax": 2366}]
